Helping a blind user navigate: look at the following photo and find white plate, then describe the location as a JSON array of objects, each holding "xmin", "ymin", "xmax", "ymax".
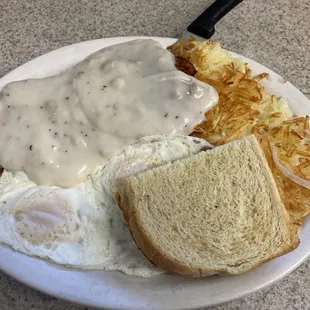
[{"xmin": 1, "ymin": 37, "xmax": 310, "ymax": 310}]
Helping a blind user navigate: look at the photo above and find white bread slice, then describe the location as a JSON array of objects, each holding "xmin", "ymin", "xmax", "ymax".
[{"xmin": 116, "ymin": 135, "xmax": 300, "ymax": 277}]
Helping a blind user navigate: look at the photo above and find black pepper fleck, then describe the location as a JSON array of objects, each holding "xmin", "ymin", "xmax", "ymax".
[
  {"xmin": 85, "ymin": 134, "xmax": 88, "ymax": 137},
  {"xmin": 7, "ymin": 105, "xmax": 10, "ymax": 108},
  {"xmin": 175, "ymin": 116, "xmax": 179, "ymax": 119},
  {"xmin": 87, "ymin": 92, "xmax": 90, "ymax": 95},
  {"xmin": 64, "ymin": 121, "xmax": 68, "ymax": 124},
  {"xmin": 65, "ymin": 150, "xmax": 68, "ymax": 153},
  {"xmin": 41, "ymin": 162, "xmax": 45, "ymax": 165},
  {"xmin": 40, "ymin": 106, "xmax": 43, "ymax": 109},
  {"xmin": 185, "ymin": 125, "xmax": 188, "ymax": 127},
  {"xmin": 29, "ymin": 145, "xmax": 33, "ymax": 151},
  {"xmin": 54, "ymin": 132, "xmax": 57, "ymax": 135},
  {"xmin": 49, "ymin": 129, "xmax": 51, "ymax": 131},
  {"xmin": 164, "ymin": 113, "xmax": 168, "ymax": 118},
  {"xmin": 87, "ymin": 82, "xmax": 90, "ymax": 85},
  {"xmin": 52, "ymin": 121, "xmax": 56, "ymax": 124},
  {"xmin": 64, "ymin": 134, "xmax": 67, "ymax": 137},
  {"xmin": 6, "ymin": 94, "xmax": 9, "ymax": 97},
  {"xmin": 26, "ymin": 125, "xmax": 30, "ymax": 128},
  {"xmin": 65, "ymin": 97, "xmax": 70, "ymax": 100}
]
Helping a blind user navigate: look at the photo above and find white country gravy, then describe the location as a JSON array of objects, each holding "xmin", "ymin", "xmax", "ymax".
[{"xmin": 0, "ymin": 39, "xmax": 218, "ymax": 187}]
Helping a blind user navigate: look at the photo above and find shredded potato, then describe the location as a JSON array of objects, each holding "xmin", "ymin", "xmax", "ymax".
[
  {"xmin": 168, "ymin": 38, "xmax": 310, "ymax": 223},
  {"xmin": 169, "ymin": 38, "xmax": 310, "ymax": 181}
]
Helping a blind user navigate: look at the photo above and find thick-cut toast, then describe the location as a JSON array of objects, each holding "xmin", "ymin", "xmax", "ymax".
[{"xmin": 116, "ymin": 135, "xmax": 300, "ymax": 277}]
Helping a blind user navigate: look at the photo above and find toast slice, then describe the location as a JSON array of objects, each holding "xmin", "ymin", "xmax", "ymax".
[{"xmin": 116, "ymin": 135, "xmax": 300, "ymax": 277}]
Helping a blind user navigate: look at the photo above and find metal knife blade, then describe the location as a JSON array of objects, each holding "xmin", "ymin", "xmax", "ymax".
[{"xmin": 178, "ymin": 0, "xmax": 243, "ymax": 42}]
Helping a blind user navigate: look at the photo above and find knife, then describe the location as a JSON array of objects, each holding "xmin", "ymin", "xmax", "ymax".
[{"xmin": 179, "ymin": 0, "xmax": 243, "ymax": 41}]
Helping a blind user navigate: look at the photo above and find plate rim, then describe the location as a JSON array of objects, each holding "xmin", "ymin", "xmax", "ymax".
[{"xmin": 0, "ymin": 36, "xmax": 310, "ymax": 310}]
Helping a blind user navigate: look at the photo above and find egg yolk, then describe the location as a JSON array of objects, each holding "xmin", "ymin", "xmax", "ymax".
[{"xmin": 14, "ymin": 191, "xmax": 80, "ymax": 245}]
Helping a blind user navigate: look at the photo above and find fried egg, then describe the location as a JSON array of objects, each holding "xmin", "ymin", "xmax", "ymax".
[{"xmin": 0, "ymin": 134, "xmax": 212, "ymax": 277}]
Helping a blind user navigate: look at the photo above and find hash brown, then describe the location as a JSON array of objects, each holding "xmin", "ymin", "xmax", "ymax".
[{"xmin": 169, "ymin": 38, "xmax": 310, "ymax": 231}]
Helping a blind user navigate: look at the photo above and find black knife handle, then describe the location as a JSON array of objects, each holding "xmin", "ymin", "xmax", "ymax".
[{"xmin": 187, "ymin": 0, "xmax": 243, "ymax": 39}]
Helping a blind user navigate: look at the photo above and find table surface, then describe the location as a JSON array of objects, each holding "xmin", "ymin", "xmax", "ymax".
[{"xmin": 1, "ymin": 0, "xmax": 310, "ymax": 309}]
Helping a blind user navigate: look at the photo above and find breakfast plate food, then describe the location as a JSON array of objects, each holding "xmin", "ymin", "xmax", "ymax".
[{"xmin": 1, "ymin": 36, "xmax": 310, "ymax": 310}]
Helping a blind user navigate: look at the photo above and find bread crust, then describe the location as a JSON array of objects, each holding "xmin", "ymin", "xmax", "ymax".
[
  {"xmin": 115, "ymin": 136, "xmax": 301, "ymax": 278},
  {"xmin": 116, "ymin": 189, "xmax": 300, "ymax": 277}
]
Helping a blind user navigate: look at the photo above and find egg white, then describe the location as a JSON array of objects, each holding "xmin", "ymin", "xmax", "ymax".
[{"xmin": 0, "ymin": 134, "xmax": 212, "ymax": 277}]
